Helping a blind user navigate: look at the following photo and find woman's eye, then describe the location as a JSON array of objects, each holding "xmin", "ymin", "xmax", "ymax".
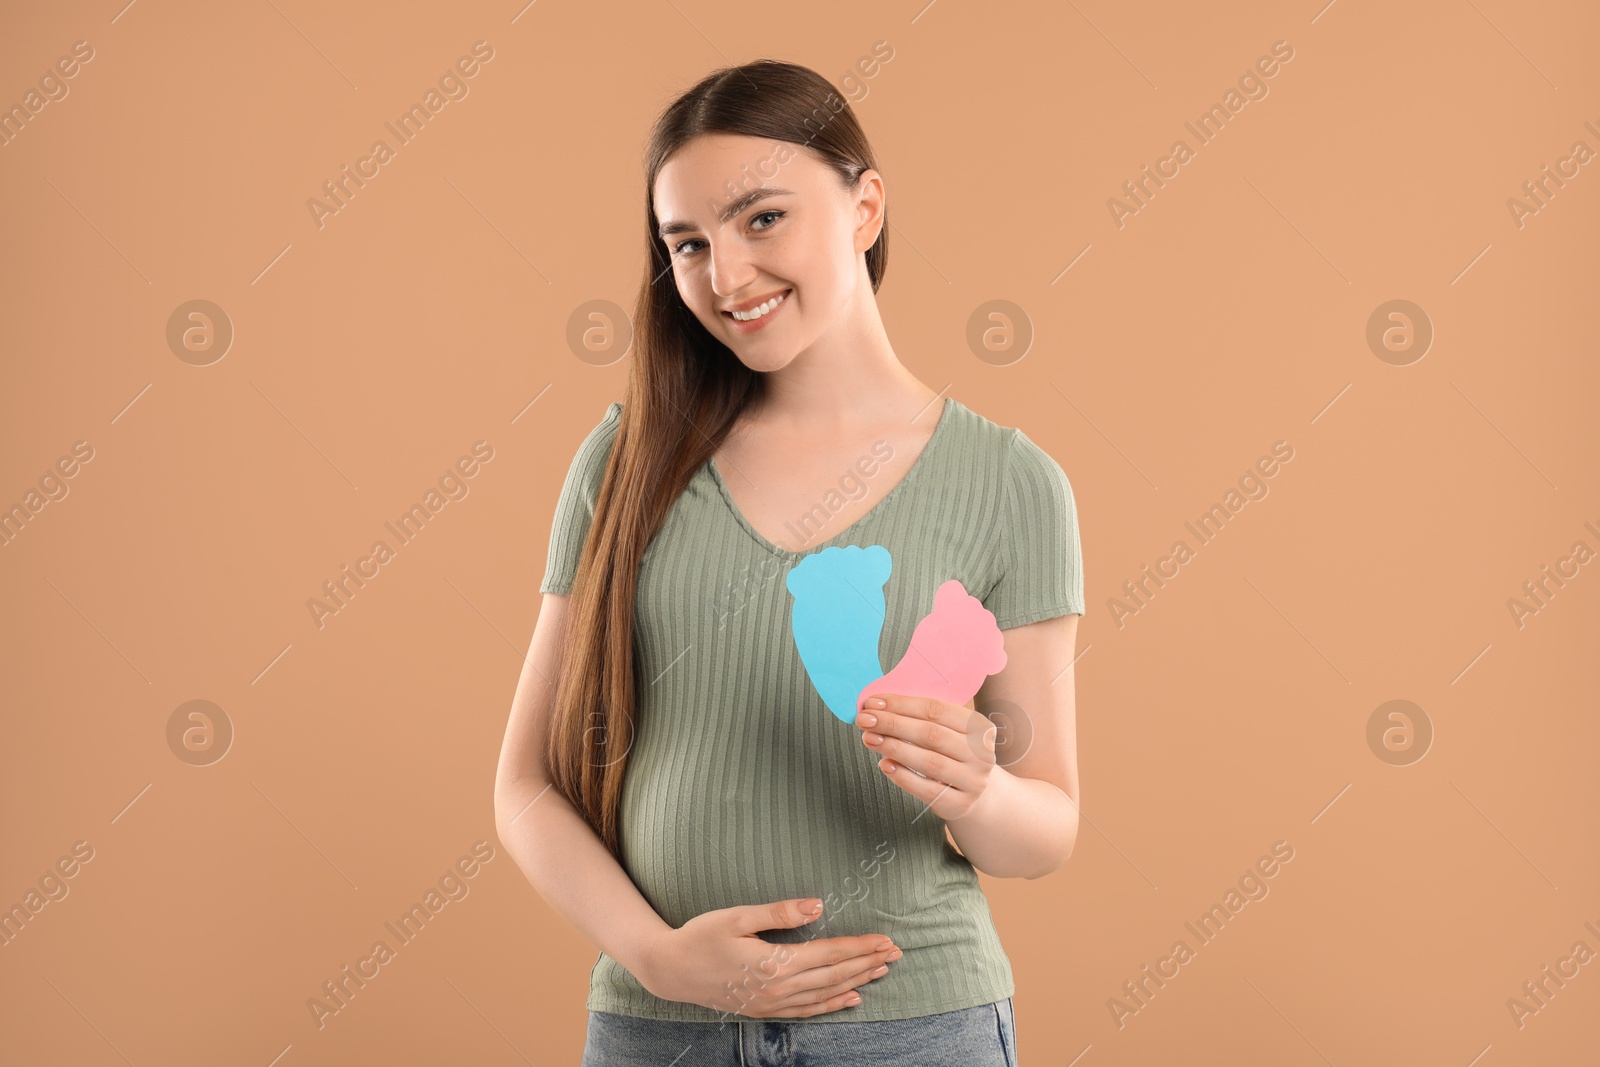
[{"xmin": 671, "ymin": 210, "xmax": 783, "ymax": 257}]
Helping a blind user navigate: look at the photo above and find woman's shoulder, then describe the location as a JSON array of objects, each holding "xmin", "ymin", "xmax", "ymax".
[
  {"xmin": 576, "ymin": 400, "xmax": 624, "ymax": 453},
  {"xmin": 946, "ymin": 397, "xmax": 1068, "ymax": 475},
  {"xmin": 557, "ymin": 400, "xmax": 625, "ymax": 502},
  {"xmin": 943, "ymin": 398, "xmax": 1078, "ymax": 532}
]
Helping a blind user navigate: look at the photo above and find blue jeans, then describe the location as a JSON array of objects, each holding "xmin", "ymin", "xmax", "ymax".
[{"xmin": 580, "ymin": 998, "xmax": 1017, "ymax": 1066}]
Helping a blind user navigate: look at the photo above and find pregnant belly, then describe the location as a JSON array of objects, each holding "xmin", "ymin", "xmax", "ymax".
[{"xmin": 615, "ymin": 738, "xmax": 973, "ymax": 948}]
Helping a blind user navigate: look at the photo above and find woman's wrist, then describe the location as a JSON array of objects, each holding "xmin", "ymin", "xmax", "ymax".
[{"xmin": 618, "ymin": 917, "xmax": 676, "ymax": 991}]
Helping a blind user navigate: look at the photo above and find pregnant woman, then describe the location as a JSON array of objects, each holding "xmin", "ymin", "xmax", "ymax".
[{"xmin": 494, "ymin": 59, "xmax": 1085, "ymax": 1067}]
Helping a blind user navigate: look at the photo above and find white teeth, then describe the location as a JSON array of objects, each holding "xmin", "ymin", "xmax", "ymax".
[{"xmin": 731, "ymin": 290, "xmax": 787, "ymax": 321}]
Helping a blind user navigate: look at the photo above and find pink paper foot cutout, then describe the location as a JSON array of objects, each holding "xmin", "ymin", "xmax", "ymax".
[{"xmin": 857, "ymin": 579, "xmax": 1007, "ymax": 712}]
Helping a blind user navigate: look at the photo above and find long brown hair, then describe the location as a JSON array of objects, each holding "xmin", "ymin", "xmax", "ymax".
[{"xmin": 544, "ymin": 59, "xmax": 890, "ymax": 856}]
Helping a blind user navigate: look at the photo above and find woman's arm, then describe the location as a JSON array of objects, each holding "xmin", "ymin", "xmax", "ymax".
[
  {"xmin": 858, "ymin": 611, "xmax": 1082, "ymax": 880},
  {"xmin": 492, "ymin": 592, "xmax": 672, "ymax": 982},
  {"xmin": 947, "ymin": 611, "xmax": 1081, "ymax": 878},
  {"xmin": 497, "ymin": 592, "xmax": 906, "ymax": 1019}
]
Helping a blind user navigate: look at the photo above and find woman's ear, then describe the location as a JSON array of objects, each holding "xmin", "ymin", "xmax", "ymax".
[{"xmin": 853, "ymin": 169, "xmax": 886, "ymax": 253}]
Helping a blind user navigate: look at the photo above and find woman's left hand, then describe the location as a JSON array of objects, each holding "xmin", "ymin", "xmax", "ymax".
[{"xmin": 854, "ymin": 694, "xmax": 997, "ymax": 820}]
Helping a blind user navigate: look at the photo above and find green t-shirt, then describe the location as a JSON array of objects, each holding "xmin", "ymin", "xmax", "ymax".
[{"xmin": 540, "ymin": 396, "xmax": 1085, "ymax": 1022}]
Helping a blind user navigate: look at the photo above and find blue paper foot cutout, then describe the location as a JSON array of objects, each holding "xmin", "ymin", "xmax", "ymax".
[{"xmin": 785, "ymin": 544, "xmax": 892, "ymax": 723}]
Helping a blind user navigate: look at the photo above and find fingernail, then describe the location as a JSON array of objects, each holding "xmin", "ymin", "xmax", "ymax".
[
  {"xmin": 886, "ymin": 948, "xmax": 903, "ymax": 961},
  {"xmin": 868, "ymin": 698, "xmax": 886, "ymax": 709},
  {"xmin": 846, "ymin": 993, "xmax": 862, "ymax": 1005},
  {"xmin": 857, "ymin": 712, "xmax": 877, "ymax": 727}
]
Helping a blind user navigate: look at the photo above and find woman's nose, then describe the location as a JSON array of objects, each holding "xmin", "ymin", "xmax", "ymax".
[{"xmin": 708, "ymin": 241, "xmax": 757, "ymax": 296}]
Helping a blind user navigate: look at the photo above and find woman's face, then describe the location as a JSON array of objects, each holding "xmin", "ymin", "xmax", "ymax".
[{"xmin": 652, "ymin": 132, "xmax": 881, "ymax": 371}]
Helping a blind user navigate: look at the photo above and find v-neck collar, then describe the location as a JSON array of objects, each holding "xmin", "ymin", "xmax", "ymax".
[{"xmin": 705, "ymin": 397, "xmax": 958, "ymax": 558}]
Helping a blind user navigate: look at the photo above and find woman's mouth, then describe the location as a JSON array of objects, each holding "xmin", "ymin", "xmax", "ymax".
[{"xmin": 722, "ymin": 289, "xmax": 791, "ymax": 334}]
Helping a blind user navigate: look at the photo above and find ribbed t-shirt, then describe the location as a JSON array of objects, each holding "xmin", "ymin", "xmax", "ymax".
[{"xmin": 539, "ymin": 395, "xmax": 1085, "ymax": 1023}]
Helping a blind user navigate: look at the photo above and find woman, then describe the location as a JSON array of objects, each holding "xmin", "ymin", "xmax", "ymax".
[{"xmin": 494, "ymin": 59, "xmax": 1084, "ymax": 1067}]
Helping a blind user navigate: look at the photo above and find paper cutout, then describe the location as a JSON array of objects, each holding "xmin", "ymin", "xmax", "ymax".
[
  {"xmin": 856, "ymin": 578, "xmax": 1008, "ymax": 712},
  {"xmin": 786, "ymin": 545, "xmax": 894, "ymax": 723},
  {"xmin": 786, "ymin": 545, "xmax": 1008, "ymax": 727}
]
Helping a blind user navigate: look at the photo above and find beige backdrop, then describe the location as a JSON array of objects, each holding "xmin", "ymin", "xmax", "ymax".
[{"xmin": 2, "ymin": 0, "xmax": 1596, "ymax": 1064}]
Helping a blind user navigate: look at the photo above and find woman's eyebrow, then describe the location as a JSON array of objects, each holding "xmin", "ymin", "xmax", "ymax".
[{"xmin": 658, "ymin": 186, "xmax": 794, "ymax": 239}]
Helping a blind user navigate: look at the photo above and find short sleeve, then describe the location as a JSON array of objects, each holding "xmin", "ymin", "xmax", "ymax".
[
  {"xmin": 539, "ymin": 402, "xmax": 623, "ymax": 596},
  {"xmin": 985, "ymin": 429, "xmax": 1086, "ymax": 629}
]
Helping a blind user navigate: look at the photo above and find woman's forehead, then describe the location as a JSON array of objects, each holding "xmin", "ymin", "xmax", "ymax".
[{"xmin": 654, "ymin": 135, "xmax": 824, "ymax": 206}]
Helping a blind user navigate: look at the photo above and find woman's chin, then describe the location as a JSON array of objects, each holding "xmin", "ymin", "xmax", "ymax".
[
  {"xmin": 724, "ymin": 334, "xmax": 804, "ymax": 372},
  {"xmin": 732, "ymin": 349, "xmax": 802, "ymax": 373}
]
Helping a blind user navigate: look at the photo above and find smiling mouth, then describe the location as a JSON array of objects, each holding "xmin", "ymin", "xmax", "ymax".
[{"xmin": 723, "ymin": 289, "xmax": 791, "ymax": 323}]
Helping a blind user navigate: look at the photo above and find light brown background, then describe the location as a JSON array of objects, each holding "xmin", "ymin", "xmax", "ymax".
[{"xmin": 2, "ymin": 0, "xmax": 1596, "ymax": 1064}]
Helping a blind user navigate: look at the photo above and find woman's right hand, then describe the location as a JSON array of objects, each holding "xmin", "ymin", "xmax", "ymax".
[{"xmin": 637, "ymin": 898, "xmax": 902, "ymax": 1019}]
